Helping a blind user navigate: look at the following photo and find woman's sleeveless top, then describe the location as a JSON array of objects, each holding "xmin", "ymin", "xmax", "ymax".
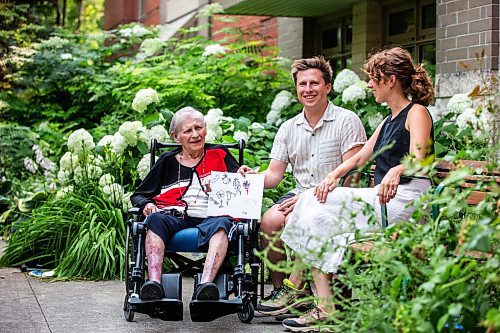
[{"xmin": 373, "ymin": 103, "xmax": 434, "ymax": 185}]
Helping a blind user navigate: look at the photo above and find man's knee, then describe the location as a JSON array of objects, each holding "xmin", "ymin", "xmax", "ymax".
[{"xmin": 260, "ymin": 205, "xmax": 286, "ymax": 235}]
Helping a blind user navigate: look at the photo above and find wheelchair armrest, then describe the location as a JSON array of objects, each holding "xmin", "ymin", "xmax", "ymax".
[
  {"xmin": 128, "ymin": 207, "xmax": 140, "ymax": 215},
  {"xmin": 339, "ymin": 169, "xmax": 374, "ymax": 187}
]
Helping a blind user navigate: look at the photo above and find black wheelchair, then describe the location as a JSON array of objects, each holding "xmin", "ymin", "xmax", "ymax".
[{"xmin": 123, "ymin": 139, "xmax": 264, "ymax": 323}]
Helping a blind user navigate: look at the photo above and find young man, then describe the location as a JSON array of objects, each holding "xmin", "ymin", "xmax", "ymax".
[{"xmin": 239, "ymin": 56, "xmax": 367, "ymax": 315}]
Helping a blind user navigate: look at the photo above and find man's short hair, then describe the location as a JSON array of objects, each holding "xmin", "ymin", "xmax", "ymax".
[{"xmin": 291, "ymin": 56, "xmax": 333, "ymax": 85}]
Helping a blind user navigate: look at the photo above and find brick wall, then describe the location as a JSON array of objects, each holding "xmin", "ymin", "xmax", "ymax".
[
  {"xmin": 103, "ymin": 0, "xmax": 160, "ymax": 30},
  {"xmin": 211, "ymin": 15, "xmax": 278, "ymax": 47},
  {"xmin": 436, "ymin": 0, "xmax": 499, "ymax": 73},
  {"xmin": 435, "ymin": 0, "xmax": 499, "ymax": 107}
]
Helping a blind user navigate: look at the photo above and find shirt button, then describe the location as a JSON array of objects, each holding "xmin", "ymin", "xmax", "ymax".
[
  {"xmin": 311, "ymin": 174, "xmax": 314, "ymax": 177},
  {"xmin": 312, "ymin": 133, "xmax": 315, "ymax": 136},
  {"xmin": 311, "ymin": 154, "xmax": 314, "ymax": 157}
]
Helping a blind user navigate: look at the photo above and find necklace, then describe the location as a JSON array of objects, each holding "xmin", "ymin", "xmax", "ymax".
[{"xmin": 177, "ymin": 152, "xmax": 206, "ymax": 205}]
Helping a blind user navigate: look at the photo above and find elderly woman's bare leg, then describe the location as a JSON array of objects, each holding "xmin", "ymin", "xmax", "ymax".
[
  {"xmin": 312, "ymin": 268, "xmax": 336, "ymax": 313},
  {"xmin": 145, "ymin": 230, "xmax": 165, "ymax": 283},
  {"xmin": 200, "ymin": 229, "xmax": 228, "ymax": 283}
]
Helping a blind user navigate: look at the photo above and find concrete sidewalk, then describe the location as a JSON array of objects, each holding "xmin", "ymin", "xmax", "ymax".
[{"xmin": 0, "ymin": 266, "xmax": 286, "ymax": 333}]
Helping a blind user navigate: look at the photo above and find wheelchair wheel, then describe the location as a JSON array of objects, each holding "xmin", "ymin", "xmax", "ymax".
[
  {"xmin": 238, "ymin": 298, "xmax": 254, "ymax": 323},
  {"xmin": 123, "ymin": 294, "xmax": 135, "ymax": 322}
]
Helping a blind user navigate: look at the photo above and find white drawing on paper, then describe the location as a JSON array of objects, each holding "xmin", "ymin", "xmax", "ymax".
[{"xmin": 207, "ymin": 172, "xmax": 264, "ymax": 219}]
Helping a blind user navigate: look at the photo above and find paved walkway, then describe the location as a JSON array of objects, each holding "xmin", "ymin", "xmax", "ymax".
[{"xmin": 0, "ymin": 267, "xmax": 286, "ymax": 333}]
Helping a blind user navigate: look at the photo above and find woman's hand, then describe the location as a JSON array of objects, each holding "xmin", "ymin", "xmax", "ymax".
[
  {"xmin": 277, "ymin": 195, "xmax": 299, "ymax": 216},
  {"xmin": 377, "ymin": 166, "xmax": 403, "ymax": 205},
  {"xmin": 314, "ymin": 175, "xmax": 339, "ymax": 203},
  {"xmin": 238, "ymin": 165, "xmax": 257, "ymax": 175},
  {"xmin": 143, "ymin": 202, "xmax": 159, "ymax": 216}
]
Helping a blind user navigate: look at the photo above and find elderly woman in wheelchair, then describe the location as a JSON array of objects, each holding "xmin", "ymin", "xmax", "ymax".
[
  {"xmin": 126, "ymin": 106, "xmax": 259, "ymax": 323},
  {"xmin": 130, "ymin": 106, "xmax": 239, "ymax": 301}
]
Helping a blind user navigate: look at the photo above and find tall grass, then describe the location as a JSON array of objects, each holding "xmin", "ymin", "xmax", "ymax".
[{"xmin": 0, "ymin": 183, "xmax": 126, "ymax": 280}]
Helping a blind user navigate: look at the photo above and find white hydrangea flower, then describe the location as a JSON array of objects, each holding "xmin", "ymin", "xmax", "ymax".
[
  {"xmin": 139, "ymin": 125, "xmax": 168, "ymax": 145},
  {"xmin": 103, "ymin": 183, "xmax": 125, "ymax": 205},
  {"xmin": 342, "ymin": 84, "xmax": 367, "ymax": 104},
  {"xmin": 233, "ymin": 130, "xmax": 249, "ymax": 143},
  {"xmin": 205, "ymin": 128, "xmax": 220, "ymax": 143},
  {"xmin": 24, "ymin": 157, "xmax": 38, "ymax": 174},
  {"xmin": 447, "ymin": 93, "xmax": 472, "ymax": 115},
  {"xmin": 333, "ymin": 69, "xmax": 361, "ymax": 93},
  {"xmin": 119, "ymin": 121, "xmax": 145, "ymax": 147},
  {"xmin": 59, "ymin": 152, "xmax": 79, "ymax": 171},
  {"xmin": 203, "ymin": 44, "xmax": 228, "ymax": 57},
  {"xmin": 271, "ymin": 90, "xmax": 295, "ymax": 111},
  {"xmin": 99, "ymin": 174, "xmax": 115, "ymax": 187},
  {"xmin": 67, "ymin": 129, "xmax": 95, "ymax": 154},
  {"xmin": 55, "ymin": 185, "xmax": 74, "ymax": 200},
  {"xmin": 250, "ymin": 122, "xmax": 264, "ymax": 130},
  {"xmin": 73, "ymin": 165, "xmax": 102, "ymax": 183},
  {"xmin": 478, "ymin": 108, "xmax": 494, "ymax": 134},
  {"xmin": 140, "ymin": 38, "xmax": 163, "ymax": 56},
  {"xmin": 137, "ymin": 154, "xmax": 152, "ymax": 180},
  {"xmin": 119, "ymin": 24, "xmax": 152, "ymax": 38},
  {"xmin": 266, "ymin": 109, "xmax": 282, "ymax": 126},
  {"xmin": 456, "ymin": 107, "xmax": 478, "ymax": 131},
  {"xmin": 110, "ymin": 132, "xmax": 128, "ymax": 155},
  {"xmin": 354, "ymin": 80, "xmax": 371, "ymax": 95},
  {"xmin": 132, "ymin": 88, "xmax": 160, "ymax": 113},
  {"xmin": 98, "ymin": 135, "xmax": 114, "ymax": 147},
  {"xmin": 367, "ymin": 113, "xmax": 384, "ymax": 131},
  {"xmin": 199, "ymin": 2, "xmax": 224, "ymax": 16},
  {"xmin": 60, "ymin": 53, "xmax": 73, "ymax": 60},
  {"xmin": 57, "ymin": 169, "xmax": 71, "ymax": 185},
  {"xmin": 122, "ymin": 192, "xmax": 133, "ymax": 212}
]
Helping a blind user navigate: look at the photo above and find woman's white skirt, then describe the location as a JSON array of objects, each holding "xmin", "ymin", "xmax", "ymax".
[{"xmin": 280, "ymin": 179, "xmax": 431, "ymax": 273}]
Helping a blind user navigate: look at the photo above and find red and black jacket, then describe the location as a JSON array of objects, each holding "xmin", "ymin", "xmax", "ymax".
[{"xmin": 131, "ymin": 144, "xmax": 239, "ymax": 214}]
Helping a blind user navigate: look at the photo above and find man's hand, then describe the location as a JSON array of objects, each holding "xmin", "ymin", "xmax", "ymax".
[
  {"xmin": 143, "ymin": 202, "xmax": 159, "ymax": 216},
  {"xmin": 277, "ymin": 195, "xmax": 299, "ymax": 216},
  {"xmin": 377, "ymin": 166, "xmax": 402, "ymax": 205},
  {"xmin": 237, "ymin": 165, "xmax": 258, "ymax": 175},
  {"xmin": 314, "ymin": 175, "xmax": 339, "ymax": 203}
]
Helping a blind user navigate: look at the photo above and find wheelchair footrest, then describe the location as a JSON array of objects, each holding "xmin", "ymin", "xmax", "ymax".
[
  {"xmin": 128, "ymin": 273, "xmax": 183, "ymax": 321},
  {"xmin": 189, "ymin": 297, "xmax": 244, "ymax": 322}
]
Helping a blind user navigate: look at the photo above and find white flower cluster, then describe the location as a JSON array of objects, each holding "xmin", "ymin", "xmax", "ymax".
[
  {"xmin": 132, "ymin": 88, "xmax": 160, "ymax": 113},
  {"xmin": 342, "ymin": 84, "xmax": 366, "ymax": 104},
  {"xmin": 99, "ymin": 174, "xmax": 115, "ymax": 187},
  {"xmin": 447, "ymin": 94, "xmax": 472, "ymax": 115},
  {"xmin": 67, "ymin": 129, "xmax": 95, "ymax": 154},
  {"xmin": 119, "ymin": 121, "xmax": 146, "ymax": 147},
  {"xmin": 456, "ymin": 106, "xmax": 495, "ymax": 139},
  {"xmin": 205, "ymin": 108, "xmax": 224, "ymax": 142},
  {"xmin": 55, "ymin": 185, "xmax": 74, "ymax": 200},
  {"xmin": 203, "ymin": 44, "xmax": 228, "ymax": 57},
  {"xmin": 60, "ymin": 53, "xmax": 73, "ymax": 60},
  {"xmin": 333, "ymin": 69, "xmax": 361, "ymax": 94},
  {"xmin": 32, "ymin": 145, "xmax": 56, "ymax": 173},
  {"xmin": 266, "ymin": 90, "xmax": 295, "ymax": 126},
  {"xmin": 137, "ymin": 154, "xmax": 152, "ymax": 180},
  {"xmin": 24, "ymin": 157, "xmax": 39, "ymax": 174},
  {"xmin": 0, "ymin": 100, "xmax": 9, "ymax": 110},
  {"xmin": 39, "ymin": 36, "xmax": 70, "ymax": 49},
  {"xmin": 140, "ymin": 38, "xmax": 164, "ymax": 57},
  {"xmin": 367, "ymin": 113, "xmax": 384, "ymax": 132},
  {"xmin": 7, "ymin": 46, "xmax": 37, "ymax": 66},
  {"xmin": 98, "ymin": 133, "xmax": 129, "ymax": 155},
  {"xmin": 119, "ymin": 25, "xmax": 152, "ymax": 38},
  {"xmin": 199, "ymin": 2, "xmax": 224, "ymax": 17},
  {"xmin": 139, "ymin": 124, "xmax": 168, "ymax": 146},
  {"xmin": 233, "ymin": 130, "xmax": 249, "ymax": 143},
  {"xmin": 103, "ymin": 183, "xmax": 124, "ymax": 205}
]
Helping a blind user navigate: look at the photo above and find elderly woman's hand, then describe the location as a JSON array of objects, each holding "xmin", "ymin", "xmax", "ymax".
[
  {"xmin": 314, "ymin": 174, "xmax": 339, "ymax": 203},
  {"xmin": 377, "ymin": 166, "xmax": 403, "ymax": 205},
  {"xmin": 143, "ymin": 202, "xmax": 159, "ymax": 216}
]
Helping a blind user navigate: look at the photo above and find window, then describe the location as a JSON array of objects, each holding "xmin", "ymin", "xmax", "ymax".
[
  {"xmin": 321, "ymin": 17, "xmax": 352, "ymax": 75},
  {"xmin": 384, "ymin": 1, "xmax": 436, "ymax": 71}
]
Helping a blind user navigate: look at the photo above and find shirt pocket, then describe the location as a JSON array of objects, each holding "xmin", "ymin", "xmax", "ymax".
[{"xmin": 319, "ymin": 142, "xmax": 341, "ymax": 166}]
